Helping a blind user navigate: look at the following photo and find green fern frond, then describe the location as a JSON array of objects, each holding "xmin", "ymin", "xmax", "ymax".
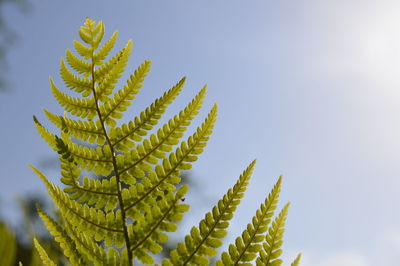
[
  {"xmin": 291, "ymin": 253, "xmax": 302, "ymax": 266},
  {"xmin": 44, "ymin": 109, "xmax": 105, "ymax": 145},
  {"xmin": 100, "ymin": 59, "xmax": 150, "ymax": 124},
  {"xmin": 30, "ymin": 165, "xmax": 125, "ymax": 245},
  {"xmin": 60, "ymin": 58, "xmax": 92, "ymax": 96},
  {"xmin": 33, "ymin": 238, "xmax": 57, "ymax": 266},
  {"xmin": 65, "ymin": 49, "xmax": 91, "ymax": 76},
  {"xmin": 36, "ymin": 207, "xmax": 88, "ymax": 266},
  {"xmin": 117, "ymin": 86, "xmax": 207, "ymax": 178},
  {"xmin": 129, "ymin": 185, "xmax": 190, "ymax": 265},
  {"xmin": 33, "ymin": 116, "xmax": 57, "ymax": 150},
  {"xmin": 123, "ymin": 104, "xmax": 217, "ymax": 213},
  {"xmin": 256, "ymin": 203, "xmax": 290, "ymax": 266},
  {"xmin": 216, "ymin": 177, "xmax": 282, "ymax": 265},
  {"xmin": 94, "ymin": 30, "xmax": 118, "ymax": 63},
  {"xmin": 95, "ymin": 40, "xmax": 132, "ymax": 103},
  {"xmin": 50, "ymin": 78, "xmax": 97, "ymax": 120},
  {"xmin": 59, "ymin": 156, "xmax": 119, "ymax": 210},
  {"xmin": 109, "ymin": 77, "xmax": 185, "ymax": 152},
  {"xmin": 164, "ymin": 160, "xmax": 256, "ymax": 266}
]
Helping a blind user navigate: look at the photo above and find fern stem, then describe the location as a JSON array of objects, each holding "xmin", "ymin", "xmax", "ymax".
[{"xmin": 89, "ymin": 41, "xmax": 133, "ymax": 265}]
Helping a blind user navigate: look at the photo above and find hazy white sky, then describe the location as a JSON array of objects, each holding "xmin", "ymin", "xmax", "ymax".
[{"xmin": 2, "ymin": 1, "xmax": 400, "ymax": 265}]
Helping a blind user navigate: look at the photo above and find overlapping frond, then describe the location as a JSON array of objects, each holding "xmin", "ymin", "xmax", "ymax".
[
  {"xmin": 116, "ymin": 87, "xmax": 208, "ymax": 179},
  {"xmin": 36, "ymin": 207, "xmax": 88, "ymax": 266},
  {"xmin": 122, "ymin": 104, "xmax": 217, "ymax": 214},
  {"xmin": 256, "ymin": 203, "xmax": 290, "ymax": 266},
  {"xmin": 59, "ymin": 156, "xmax": 119, "ymax": 211},
  {"xmin": 44, "ymin": 109, "xmax": 105, "ymax": 145},
  {"xmin": 164, "ymin": 160, "xmax": 256, "ymax": 266},
  {"xmin": 109, "ymin": 77, "xmax": 185, "ymax": 152},
  {"xmin": 33, "ymin": 238, "xmax": 57, "ymax": 266},
  {"xmin": 60, "ymin": 58, "xmax": 92, "ymax": 96},
  {"xmin": 216, "ymin": 177, "xmax": 282, "ymax": 266},
  {"xmin": 99, "ymin": 59, "xmax": 150, "ymax": 126},
  {"xmin": 129, "ymin": 185, "xmax": 190, "ymax": 265},
  {"xmin": 50, "ymin": 78, "xmax": 97, "ymax": 120},
  {"xmin": 30, "ymin": 166, "xmax": 125, "ymax": 247},
  {"xmin": 94, "ymin": 40, "xmax": 132, "ymax": 103}
]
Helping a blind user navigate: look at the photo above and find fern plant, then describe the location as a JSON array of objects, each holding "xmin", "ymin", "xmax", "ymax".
[{"xmin": 30, "ymin": 18, "xmax": 300, "ymax": 265}]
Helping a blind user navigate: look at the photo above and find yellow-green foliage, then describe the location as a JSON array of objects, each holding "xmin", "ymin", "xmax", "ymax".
[
  {"xmin": 0, "ymin": 222, "xmax": 17, "ymax": 266},
  {"xmin": 31, "ymin": 18, "xmax": 300, "ymax": 265}
]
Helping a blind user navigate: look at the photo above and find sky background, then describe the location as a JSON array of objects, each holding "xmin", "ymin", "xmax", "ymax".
[{"xmin": 1, "ymin": 1, "xmax": 400, "ymax": 265}]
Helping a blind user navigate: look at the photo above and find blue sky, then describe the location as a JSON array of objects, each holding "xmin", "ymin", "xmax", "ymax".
[{"xmin": 1, "ymin": 1, "xmax": 400, "ymax": 265}]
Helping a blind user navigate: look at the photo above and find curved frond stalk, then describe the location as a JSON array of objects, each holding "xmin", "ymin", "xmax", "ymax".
[
  {"xmin": 164, "ymin": 160, "xmax": 256, "ymax": 266},
  {"xmin": 36, "ymin": 207, "xmax": 89, "ymax": 266},
  {"xmin": 117, "ymin": 86, "xmax": 207, "ymax": 178},
  {"xmin": 60, "ymin": 59, "xmax": 92, "ymax": 96},
  {"xmin": 109, "ymin": 77, "xmax": 185, "ymax": 152},
  {"xmin": 123, "ymin": 104, "xmax": 218, "ymax": 213},
  {"xmin": 33, "ymin": 238, "xmax": 57, "ymax": 266},
  {"xmin": 100, "ymin": 59, "xmax": 151, "ymax": 125},
  {"xmin": 256, "ymin": 203, "xmax": 290, "ymax": 266},
  {"xmin": 50, "ymin": 78, "xmax": 97, "ymax": 120},
  {"xmin": 129, "ymin": 185, "xmax": 190, "ymax": 265},
  {"xmin": 291, "ymin": 253, "xmax": 302, "ymax": 266},
  {"xmin": 0, "ymin": 222, "xmax": 17, "ymax": 266},
  {"xmin": 216, "ymin": 177, "xmax": 282, "ymax": 266},
  {"xmin": 44, "ymin": 109, "xmax": 105, "ymax": 145}
]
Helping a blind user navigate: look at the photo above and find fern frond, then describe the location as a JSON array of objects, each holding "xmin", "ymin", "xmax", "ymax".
[
  {"xmin": 256, "ymin": 203, "xmax": 290, "ymax": 266},
  {"xmin": 109, "ymin": 77, "xmax": 185, "ymax": 152},
  {"xmin": 33, "ymin": 238, "xmax": 57, "ymax": 266},
  {"xmin": 123, "ymin": 104, "xmax": 217, "ymax": 213},
  {"xmin": 43, "ymin": 109, "xmax": 105, "ymax": 145},
  {"xmin": 95, "ymin": 40, "xmax": 132, "ymax": 103},
  {"xmin": 64, "ymin": 221, "xmax": 114, "ymax": 266},
  {"xmin": 117, "ymin": 86, "xmax": 207, "ymax": 177},
  {"xmin": 291, "ymin": 253, "xmax": 302, "ymax": 266},
  {"xmin": 50, "ymin": 78, "xmax": 97, "ymax": 120},
  {"xmin": 94, "ymin": 30, "xmax": 118, "ymax": 64},
  {"xmin": 100, "ymin": 60, "xmax": 150, "ymax": 124},
  {"xmin": 164, "ymin": 160, "xmax": 256, "ymax": 266},
  {"xmin": 60, "ymin": 59, "xmax": 92, "ymax": 96},
  {"xmin": 36, "ymin": 207, "xmax": 89, "ymax": 266},
  {"xmin": 73, "ymin": 40, "xmax": 92, "ymax": 60},
  {"xmin": 129, "ymin": 185, "xmax": 190, "ymax": 265},
  {"xmin": 59, "ymin": 156, "xmax": 119, "ymax": 211},
  {"xmin": 33, "ymin": 116, "xmax": 57, "ymax": 150},
  {"xmin": 65, "ymin": 49, "xmax": 91, "ymax": 76},
  {"xmin": 30, "ymin": 165, "xmax": 125, "ymax": 246},
  {"xmin": 216, "ymin": 177, "xmax": 282, "ymax": 265},
  {"xmin": 60, "ymin": 134, "xmax": 114, "ymax": 176}
]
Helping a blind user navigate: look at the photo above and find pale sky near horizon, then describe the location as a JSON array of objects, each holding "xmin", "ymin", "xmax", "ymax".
[{"xmin": 1, "ymin": 1, "xmax": 400, "ymax": 265}]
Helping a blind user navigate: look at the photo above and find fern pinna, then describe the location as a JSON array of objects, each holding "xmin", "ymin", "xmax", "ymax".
[{"xmin": 30, "ymin": 18, "xmax": 300, "ymax": 266}]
